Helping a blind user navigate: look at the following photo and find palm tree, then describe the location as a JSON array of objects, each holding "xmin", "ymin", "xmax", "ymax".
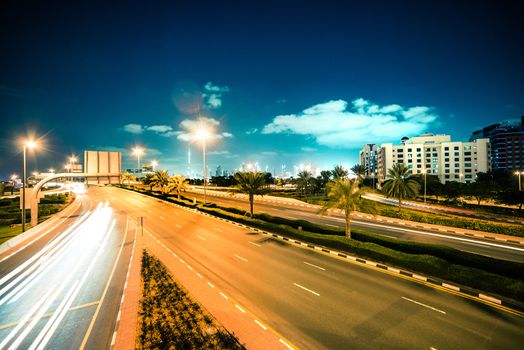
[
  {"xmin": 141, "ymin": 173, "xmax": 155, "ymax": 191},
  {"xmin": 350, "ymin": 164, "xmax": 365, "ymax": 180},
  {"xmin": 233, "ymin": 171, "xmax": 270, "ymax": 217},
  {"xmin": 332, "ymin": 165, "xmax": 349, "ymax": 180},
  {"xmin": 318, "ymin": 178, "xmax": 363, "ymax": 239},
  {"xmin": 168, "ymin": 175, "xmax": 189, "ymax": 200},
  {"xmin": 151, "ymin": 170, "xmax": 170, "ymax": 194},
  {"xmin": 120, "ymin": 172, "xmax": 135, "ymax": 185},
  {"xmin": 382, "ymin": 163, "xmax": 419, "ymax": 211},
  {"xmin": 296, "ymin": 170, "xmax": 315, "ymax": 198}
]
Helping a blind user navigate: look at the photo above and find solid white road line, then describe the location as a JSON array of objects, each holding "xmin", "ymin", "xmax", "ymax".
[
  {"xmin": 303, "ymin": 261, "xmax": 326, "ymax": 271},
  {"xmin": 249, "ymin": 241, "xmax": 261, "ymax": 247},
  {"xmin": 219, "ymin": 292, "xmax": 228, "ymax": 300},
  {"xmin": 233, "ymin": 253, "xmax": 248, "ymax": 262},
  {"xmin": 293, "ymin": 283, "xmax": 320, "ymax": 296},
  {"xmin": 401, "ymin": 297, "xmax": 446, "ymax": 314},
  {"xmin": 207, "ymin": 282, "xmax": 215, "ymax": 288}
]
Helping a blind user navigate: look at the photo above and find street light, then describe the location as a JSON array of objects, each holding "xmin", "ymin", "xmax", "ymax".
[
  {"xmin": 132, "ymin": 147, "xmax": 144, "ymax": 176},
  {"xmin": 49, "ymin": 168, "xmax": 55, "ymax": 173},
  {"xmin": 196, "ymin": 128, "xmax": 209, "ymax": 203},
  {"xmin": 151, "ymin": 160, "xmax": 158, "ymax": 171},
  {"xmin": 515, "ymin": 171, "xmax": 523, "ymax": 191},
  {"xmin": 22, "ymin": 140, "xmax": 37, "ymax": 232},
  {"xmin": 422, "ymin": 169, "xmax": 427, "ymax": 204}
]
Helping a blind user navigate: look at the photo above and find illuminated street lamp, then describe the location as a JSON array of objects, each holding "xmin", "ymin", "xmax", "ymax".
[
  {"xmin": 132, "ymin": 147, "xmax": 144, "ymax": 176},
  {"xmin": 22, "ymin": 140, "xmax": 37, "ymax": 232},
  {"xmin": 422, "ymin": 169, "xmax": 427, "ymax": 204},
  {"xmin": 196, "ymin": 128, "xmax": 209, "ymax": 203},
  {"xmin": 516, "ymin": 171, "xmax": 523, "ymax": 191},
  {"xmin": 49, "ymin": 168, "xmax": 55, "ymax": 173}
]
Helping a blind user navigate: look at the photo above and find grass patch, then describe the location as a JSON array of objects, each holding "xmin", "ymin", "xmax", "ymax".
[
  {"xmin": 137, "ymin": 250, "xmax": 244, "ymax": 349},
  {"xmin": 0, "ymin": 193, "xmax": 74, "ymax": 245}
]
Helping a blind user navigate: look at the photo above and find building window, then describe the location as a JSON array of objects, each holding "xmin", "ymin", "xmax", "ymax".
[
  {"xmin": 445, "ymin": 175, "xmax": 450, "ymax": 179},
  {"xmin": 464, "ymin": 152, "xmax": 471, "ymax": 156},
  {"xmin": 432, "ymin": 158, "xmax": 438, "ymax": 163},
  {"xmin": 445, "ymin": 158, "xmax": 449, "ymax": 162},
  {"xmin": 432, "ymin": 153, "xmax": 438, "ymax": 157},
  {"xmin": 426, "ymin": 164, "xmax": 431, "ymax": 168},
  {"xmin": 464, "ymin": 163, "xmax": 471, "ymax": 167},
  {"xmin": 426, "ymin": 153, "xmax": 431, "ymax": 157},
  {"xmin": 455, "ymin": 163, "xmax": 460, "ymax": 168},
  {"xmin": 445, "ymin": 152, "xmax": 449, "ymax": 156},
  {"xmin": 408, "ymin": 159, "xmax": 412, "ymax": 163},
  {"xmin": 454, "ymin": 152, "xmax": 460, "ymax": 156},
  {"xmin": 417, "ymin": 164, "xmax": 421, "ymax": 168},
  {"xmin": 408, "ymin": 164, "xmax": 413, "ymax": 169},
  {"xmin": 416, "ymin": 148, "xmax": 421, "ymax": 152},
  {"xmin": 464, "ymin": 157, "xmax": 471, "ymax": 162},
  {"xmin": 432, "ymin": 148, "xmax": 437, "ymax": 151},
  {"xmin": 445, "ymin": 169, "xmax": 450, "ymax": 173},
  {"xmin": 454, "ymin": 158, "xmax": 459, "ymax": 162},
  {"xmin": 454, "ymin": 146, "xmax": 459, "ymax": 150},
  {"xmin": 432, "ymin": 164, "xmax": 438, "ymax": 168},
  {"xmin": 444, "ymin": 147, "xmax": 449, "ymax": 151},
  {"xmin": 464, "ymin": 145, "xmax": 472, "ymax": 150},
  {"xmin": 445, "ymin": 163, "xmax": 450, "ymax": 168}
]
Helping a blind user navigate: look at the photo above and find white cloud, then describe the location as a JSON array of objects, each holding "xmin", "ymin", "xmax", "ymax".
[
  {"xmin": 90, "ymin": 145, "xmax": 162, "ymax": 157},
  {"xmin": 122, "ymin": 123, "xmax": 178, "ymax": 137},
  {"xmin": 204, "ymin": 82, "xmax": 230, "ymax": 93},
  {"xmin": 277, "ymin": 98, "xmax": 287, "ymax": 104},
  {"xmin": 147, "ymin": 125, "xmax": 173, "ymax": 133},
  {"xmin": 208, "ymin": 150, "xmax": 230, "ymax": 155},
  {"xmin": 245, "ymin": 128, "xmax": 258, "ymax": 135},
  {"xmin": 123, "ymin": 123, "xmax": 143, "ymax": 134},
  {"xmin": 261, "ymin": 151, "xmax": 278, "ymax": 156},
  {"xmin": 301, "ymin": 147, "xmax": 317, "ymax": 152},
  {"xmin": 262, "ymin": 98, "xmax": 438, "ymax": 148},
  {"xmin": 202, "ymin": 81, "xmax": 229, "ymax": 109},
  {"xmin": 176, "ymin": 117, "xmax": 233, "ymax": 142}
]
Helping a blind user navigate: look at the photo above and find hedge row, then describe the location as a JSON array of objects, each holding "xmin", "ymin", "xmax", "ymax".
[
  {"xmin": 116, "ymin": 185, "xmax": 524, "ymax": 301},
  {"xmin": 137, "ymin": 250, "xmax": 244, "ymax": 349}
]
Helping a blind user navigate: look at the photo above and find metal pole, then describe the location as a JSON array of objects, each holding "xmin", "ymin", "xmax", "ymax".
[
  {"xmin": 519, "ymin": 172, "xmax": 522, "ymax": 191},
  {"xmin": 203, "ymin": 137, "xmax": 207, "ymax": 203},
  {"xmin": 22, "ymin": 146, "xmax": 26, "ymax": 232}
]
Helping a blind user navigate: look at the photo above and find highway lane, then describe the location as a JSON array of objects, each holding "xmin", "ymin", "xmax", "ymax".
[
  {"xmin": 104, "ymin": 186, "xmax": 524, "ymax": 350},
  {"xmin": 0, "ymin": 190, "xmax": 136, "ymax": 350},
  {"xmin": 184, "ymin": 190, "xmax": 524, "ymax": 263}
]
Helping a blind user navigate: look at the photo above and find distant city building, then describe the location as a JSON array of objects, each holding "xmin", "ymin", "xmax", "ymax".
[
  {"xmin": 359, "ymin": 144, "xmax": 378, "ymax": 178},
  {"xmin": 470, "ymin": 116, "xmax": 524, "ymax": 171},
  {"xmin": 377, "ymin": 133, "xmax": 490, "ymax": 184},
  {"xmin": 215, "ymin": 165, "xmax": 223, "ymax": 177}
]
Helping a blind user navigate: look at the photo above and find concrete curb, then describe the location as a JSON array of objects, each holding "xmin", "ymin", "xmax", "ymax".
[{"xmin": 120, "ymin": 187, "xmax": 524, "ymax": 315}]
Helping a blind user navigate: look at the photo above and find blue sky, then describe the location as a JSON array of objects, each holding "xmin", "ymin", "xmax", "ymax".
[{"xmin": 1, "ymin": 0, "xmax": 523, "ymax": 179}]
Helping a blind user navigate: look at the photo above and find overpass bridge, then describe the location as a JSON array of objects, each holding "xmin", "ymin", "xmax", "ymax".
[{"xmin": 29, "ymin": 173, "xmax": 120, "ymax": 226}]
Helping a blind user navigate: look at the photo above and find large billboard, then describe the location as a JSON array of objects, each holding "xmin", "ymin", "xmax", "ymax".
[{"xmin": 84, "ymin": 151, "xmax": 122, "ymax": 185}]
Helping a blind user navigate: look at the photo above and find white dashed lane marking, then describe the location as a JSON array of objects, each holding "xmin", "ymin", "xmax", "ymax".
[
  {"xmin": 293, "ymin": 283, "xmax": 320, "ymax": 296},
  {"xmin": 303, "ymin": 261, "xmax": 326, "ymax": 271},
  {"xmin": 233, "ymin": 254, "xmax": 248, "ymax": 262},
  {"xmin": 402, "ymin": 297, "xmax": 446, "ymax": 314}
]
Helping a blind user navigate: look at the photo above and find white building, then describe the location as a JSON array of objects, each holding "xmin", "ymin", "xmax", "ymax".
[
  {"xmin": 377, "ymin": 134, "xmax": 490, "ymax": 184},
  {"xmin": 359, "ymin": 144, "xmax": 379, "ymax": 178}
]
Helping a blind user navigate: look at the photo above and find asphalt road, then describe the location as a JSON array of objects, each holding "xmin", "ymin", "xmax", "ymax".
[
  {"xmin": 104, "ymin": 186, "xmax": 523, "ymax": 350},
  {"xmin": 184, "ymin": 190, "xmax": 524, "ymax": 263},
  {"xmin": 0, "ymin": 190, "xmax": 136, "ymax": 350}
]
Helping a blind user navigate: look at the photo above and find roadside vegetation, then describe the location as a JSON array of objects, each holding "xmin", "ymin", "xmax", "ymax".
[
  {"xmin": 0, "ymin": 193, "xmax": 74, "ymax": 245},
  {"xmin": 137, "ymin": 250, "xmax": 244, "ymax": 349},
  {"xmin": 117, "ymin": 184, "xmax": 524, "ymax": 302}
]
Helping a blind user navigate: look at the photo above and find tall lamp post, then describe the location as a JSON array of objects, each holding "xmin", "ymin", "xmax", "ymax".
[
  {"xmin": 516, "ymin": 171, "xmax": 523, "ymax": 191},
  {"xmin": 10, "ymin": 174, "xmax": 18, "ymax": 196},
  {"xmin": 197, "ymin": 129, "xmax": 209, "ymax": 203},
  {"xmin": 422, "ymin": 169, "xmax": 427, "ymax": 204},
  {"xmin": 22, "ymin": 140, "xmax": 37, "ymax": 232},
  {"xmin": 132, "ymin": 147, "xmax": 144, "ymax": 177}
]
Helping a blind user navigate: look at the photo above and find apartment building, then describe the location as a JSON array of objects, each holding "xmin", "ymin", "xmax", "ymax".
[
  {"xmin": 470, "ymin": 116, "xmax": 524, "ymax": 171},
  {"xmin": 359, "ymin": 143, "xmax": 378, "ymax": 177},
  {"xmin": 376, "ymin": 133, "xmax": 490, "ymax": 184}
]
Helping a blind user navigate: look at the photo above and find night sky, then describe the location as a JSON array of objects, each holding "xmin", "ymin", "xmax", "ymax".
[{"xmin": 1, "ymin": 0, "xmax": 523, "ymax": 179}]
